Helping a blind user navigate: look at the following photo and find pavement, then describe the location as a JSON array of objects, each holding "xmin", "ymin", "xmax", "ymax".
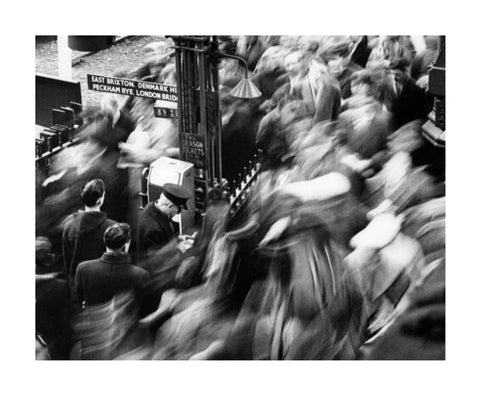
[{"xmin": 36, "ymin": 35, "xmax": 166, "ymax": 108}]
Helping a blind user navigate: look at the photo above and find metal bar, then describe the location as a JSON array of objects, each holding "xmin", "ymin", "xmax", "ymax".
[
  {"xmin": 197, "ymin": 42, "xmax": 211, "ymax": 183},
  {"xmin": 210, "ymin": 37, "xmax": 222, "ymax": 182},
  {"xmin": 229, "ymin": 166, "xmax": 260, "ymax": 213},
  {"xmin": 172, "ymin": 36, "xmax": 209, "ymax": 43},
  {"xmin": 187, "ymin": 39, "xmax": 195, "ymax": 134},
  {"xmin": 171, "ymin": 45, "xmax": 209, "ymax": 54},
  {"xmin": 174, "ymin": 43, "xmax": 184, "ymax": 136},
  {"xmin": 214, "ymin": 51, "xmax": 249, "ymax": 79}
]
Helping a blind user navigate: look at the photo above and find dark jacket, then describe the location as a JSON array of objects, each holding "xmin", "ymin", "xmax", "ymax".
[
  {"xmin": 337, "ymin": 98, "xmax": 394, "ymax": 171},
  {"xmin": 62, "ymin": 211, "xmax": 116, "ymax": 290},
  {"xmin": 221, "ymin": 100, "xmax": 262, "ymax": 183},
  {"xmin": 74, "ymin": 252, "xmax": 149, "ymax": 306},
  {"xmin": 36, "ymin": 272, "xmax": 73, "ymax": 359},
  {"xmin": 338, "ymin": 63, "xmax": 363, "ymax": 99},
  {"xmin": 136, "ymin": 202, "xmax": 176, "ymax": 264},
  {"xmin": 366, "ymin": 259, "xmax": 445, "ymax": 360},
  {"xmin": 392, "ymin": 74, "xmax": 431, "ymax": 130}
]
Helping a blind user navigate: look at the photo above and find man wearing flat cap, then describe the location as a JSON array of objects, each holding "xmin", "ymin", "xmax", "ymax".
[{"xmin": 136, "ymin": 183, "xmax": 192, "ymax": 264}]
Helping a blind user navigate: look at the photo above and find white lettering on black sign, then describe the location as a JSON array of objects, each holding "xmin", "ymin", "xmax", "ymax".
[
  {"xmin": 87, "ymin": 74, "xmax": 177, "ymax": 102},
  {"xmin": 153, "ymin": 107, "xmax": 178, "ymax": 119},
  {"xmin": 181, "ymin": 133, "xmax": 206, "ymax": 167}
]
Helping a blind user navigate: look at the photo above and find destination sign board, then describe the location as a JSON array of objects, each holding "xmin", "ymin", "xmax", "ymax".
[{"xmin": 87, "ymin": 74, "xmax": 177, "ymax": 102}]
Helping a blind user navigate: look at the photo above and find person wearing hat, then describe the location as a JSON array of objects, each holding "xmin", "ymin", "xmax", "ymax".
[
  {"xmin": 136, "ymin": 183, "xmax": 192, "ymax": 264},
  {"xmin": 74, "ymin": 223, "xmax": 149, "ymax": 307}
]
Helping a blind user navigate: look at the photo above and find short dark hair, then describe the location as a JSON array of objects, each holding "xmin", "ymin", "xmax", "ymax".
[
  {"xmin": 81, "ymin": 179, "xmax": 105, "ymax": 207},
  {"xmin": 104, "ymin": 223, "xmax": 131, "ymax": 250}
]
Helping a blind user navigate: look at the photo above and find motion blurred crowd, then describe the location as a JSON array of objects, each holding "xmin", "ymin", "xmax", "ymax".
[{"xmin": 36, "ymin": 35, "xmax": 445, "ymax": 360}]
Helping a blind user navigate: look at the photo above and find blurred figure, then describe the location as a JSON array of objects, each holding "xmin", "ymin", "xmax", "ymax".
[
  {"xmin": 74, "ymin": 223, "xmax": 149, "ymax": 307},
  {"xmin": 320, "ymin": 37, "xmax": 363, "ymax": 99},
  {"xmin": 410, "ymin": 36, "xmax": 440, "ymax": 82},
  {"xmin": 363, "ymin": 151, "xmax": 441, "ymax": 216},
  {"xmin": 335, "ymin": 69, "xmax": 394, "ymax": 176},
  {"xmin": 38, "ymin": 107, "xmax": 134, "ymax": 256},
  {"xmin": 366, "ymin": 36, "xmax": 412, "ymax": 70},
  {"xmin": 100, "ymin": 69, "xmax": 136, "ymax": 135},
  {"xmin": 364, "ymin": 258, "xmax": 444, "ymax": 359},
  {"xmin": 401, "ymin": 197, "xmax": 445, "ymax": 265},
  {"xmin": 289, "ymin": 125, "xmax": 371, "ymax": 245},
  {"xmin": 136, "ymin": 38, "xmax": 175, "ymax": 81},
  {"xmin": 346, "ymin": 213, "xmax": 426, "ymax": 338},
  {"xmin": 71, "ymin": 291, "xmax": 152, "ymax": 360},
  {"xmin": 36, "ymin": 237, "xmax": 73, "ymax": 359},
  {"xmin": 151, "ymin": 200, "xmax": 265, "ymax": 360},
  {"xmin": 62, "ymin": 179, "xmax": 116, "ymax": 291},
  {"xmin": 210, "ymin": 173, "xmax": 365, "ymax": 359},
  {"xmin": 252, "ymin": 45, "xmax": 288, "ymax": 100},
  {"xmin": 236, "ymin": 35, "xmax": 266, "ymax": 71},
  {"xmin": 290, "ymin": 121, "xmax": 342, "ymax": 180},
  {"xmin": 283, "ymin": 49, "xmax": 341, "ymax": 124},
  {"xmin": 217, "ymin": 36, "xmax": 238, "ymax": 56},
  {"xmin": 349, "ymin": 35, "xmax": 372, "ymax": 68},
  {"xmin": 256, "ymin": 90, "xmax": 292, "ymax": 171},
  {"xmin": 219, "ymin": 58, "xmax": 245, "ymax": 86},
  {"xmin": 277, "ymin": 100, "xmax": 314, "ymax": 157},
  {"xmin": 119, "ymin": 97, "xmax": 179, "ymax": 166},
  {"xmin": 389, "ymin": 57, "xmax": 432, "ymax": 130},
  {"xmin": 219, "ymin": 80, "xmax": 263, "ymax": 183},
  {"xmin": 173, "ymin": 187, "xmax": 231, "ymax": 291},
  {"xmin": 279, "ymin": 35, "xmax": 302, "ymax": 51}
]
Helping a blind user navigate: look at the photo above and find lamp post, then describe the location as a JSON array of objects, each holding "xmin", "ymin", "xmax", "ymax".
[{"xmin": 214, "ymin": 51, "xmax": 262, "ymax": 99}]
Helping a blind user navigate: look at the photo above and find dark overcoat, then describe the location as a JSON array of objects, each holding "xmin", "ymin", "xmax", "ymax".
[
  {"xmin": 136, "ymin": 202, "xmax": 176, "ymax": 264},
  {"xmin": 62, "ymin": 211, "xmax": 116, "ymax": 290},
  {"xmin": 75, "ymin": 252, "xmax": 149, "ymax": 306}
]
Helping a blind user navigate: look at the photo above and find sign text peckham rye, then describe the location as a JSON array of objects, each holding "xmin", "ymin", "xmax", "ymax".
[{"xmin": 87, "ymin": 74, "xmax": 177, "ymax": 102}]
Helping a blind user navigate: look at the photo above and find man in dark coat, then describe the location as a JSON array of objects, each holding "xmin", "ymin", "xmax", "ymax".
[
  {"xmin": 136, "ymin": 183, "xmax": 192, "ymax": 264},
  {"xmin": 36, "ymin": 237, "xmax": 73, "ymax": 359},
  {"xmin": 389, "ymin": 59, "xmax": 432, "ymax": 130},
  {"xmin": 62, "ymin": 179, "xmax": 116, "ymax": 290},
  {"xmin": 135, "ymin": 184, "xmax": 195, "ymax": 315},
  {"xmin": 74, "ymin": 223, "xmax": 149, "ymax": 307}
]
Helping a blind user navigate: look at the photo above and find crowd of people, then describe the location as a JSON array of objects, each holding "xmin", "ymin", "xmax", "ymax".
[{"xmin": 35, "ymin": 35, "xmax": 445, "ymax": 360}]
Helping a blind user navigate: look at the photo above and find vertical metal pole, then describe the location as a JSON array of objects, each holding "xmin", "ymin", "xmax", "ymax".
[
  {"xmin": 58, "ymin": 35, "xmax": 72, "ymax": 80},
  {"xmin": 210, "ymin": 36, "xmax": 223, "ymax": 183},
  {"xmin": 171, "ymin": 36, "xmax": 224, "ymax": 214},
  {"xmin": 197, "ymin": 44, "xmax": 211, "ymax": 186},
  {"xmin": 174, "ymin": 42, "xmax": 185, "ymax": 161}
]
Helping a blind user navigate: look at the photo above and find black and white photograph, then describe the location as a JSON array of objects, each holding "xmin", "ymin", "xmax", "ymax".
[
  {"xmin": 3, "ymin": 1, "xmax": 480, "ymax": 393},
  {"xmin": 34, "ymin": 34, "xmax": 446, "ymax": 361}
]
